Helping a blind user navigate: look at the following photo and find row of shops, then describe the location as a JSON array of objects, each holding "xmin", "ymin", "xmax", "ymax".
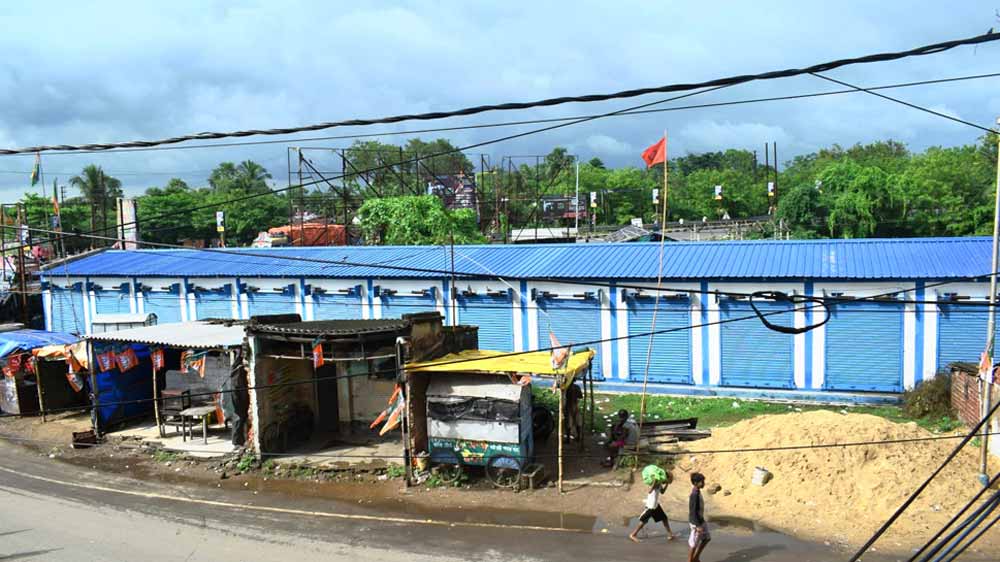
[{"xmin": 0, "ymin": 313, "xmax": 597, "ymax": 486}]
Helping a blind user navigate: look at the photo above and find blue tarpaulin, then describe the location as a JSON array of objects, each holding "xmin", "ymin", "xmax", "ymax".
[
  {"xmin": 92, "ymin": 343, "xmax": 154, "ymax": 429},
  {"xmin": 0, "ymin": 329, "xmax": 77, "ymax": 359}
]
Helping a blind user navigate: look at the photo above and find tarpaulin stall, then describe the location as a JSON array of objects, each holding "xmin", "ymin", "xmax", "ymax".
[
  {"xmin": 86, "ymin": 321, "xmax": 248, "ymax": 441},
  {"xmin": 405, "ymin": 348, "xmax": 595, "ymax": 491},
  {"xmin": 0, "ymin": 330, "xmax": 82, "ymax": 416}
]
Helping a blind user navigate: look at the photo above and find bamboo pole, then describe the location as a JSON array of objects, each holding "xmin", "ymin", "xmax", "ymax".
[
  {"xmin": 558, "ymin": 385, "xmax": 565, "ymax": 494},
  {"xmin": 152, "ymin": 352, "xmax": 163, "ymax": 437}
]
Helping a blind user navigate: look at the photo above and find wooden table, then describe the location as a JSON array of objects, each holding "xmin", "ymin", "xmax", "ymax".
[{"xmin": 179, "ymin": 405, "xmax": 217, "ymax": 445}]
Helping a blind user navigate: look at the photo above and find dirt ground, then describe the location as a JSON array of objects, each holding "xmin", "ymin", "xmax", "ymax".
[{"xmin": 2, "ymin": 409, "xmax": 999, "ymax": 557}]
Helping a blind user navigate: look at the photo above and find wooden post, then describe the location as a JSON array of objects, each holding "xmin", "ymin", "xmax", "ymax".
[
  {"xmin": 35, "ymin": 358, "xmax": 47, "ymax": 423},
  {"xmin": 152, "ymin": 351, "xmax": 163, "ymax": 437},
  {"xmin": 588, "ymin": 364, "xmax": 595, "ymax": 435},
  {"xmin": 558, "ymin": 384, "xmax": 565, "ymax": 494}
]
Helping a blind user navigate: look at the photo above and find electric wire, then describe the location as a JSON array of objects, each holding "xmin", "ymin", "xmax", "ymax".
[
  {"xmin": 907, "ymin": 471, "xmax": 1000, "ymax": 561},
  {"xmin": 2, "ymin": 31, "xmax": 997, "ymax": 155},
  {"xmin": 811, "ymin": 72, "xmax": 997, "ymax": 133},
  {"xmin": 0, "ymin": 72, "xmax": 996, "ymax": 157}
]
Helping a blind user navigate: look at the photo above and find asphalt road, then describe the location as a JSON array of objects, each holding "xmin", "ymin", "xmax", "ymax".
[{"xmin": 0, "ymin": 440, "xmax": 963, "ymax": 562}]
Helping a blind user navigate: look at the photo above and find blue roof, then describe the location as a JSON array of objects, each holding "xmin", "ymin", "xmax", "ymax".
[
  {"xmin": 41, "ymin": 237, "xmax": 996, "ymax": 281},
  {"xmin": 0, "ymin": 329, "xmax": 78, "ymax": 358}
]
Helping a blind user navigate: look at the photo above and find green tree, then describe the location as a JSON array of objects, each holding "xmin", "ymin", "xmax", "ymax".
[
  {"xmin": 776, "ymin": 183, "xmax": 823, "ymax": 238},
  {"xmin": 358, "ymin": 195, "xmax": 484, "ymax": 245},
  {"xmin": 69, "ymin": 165, "xmax": 122, "ymax": 238},
  {"xmin": 208, "ymin": 161, "xmax": 272, "ymax": 193}
]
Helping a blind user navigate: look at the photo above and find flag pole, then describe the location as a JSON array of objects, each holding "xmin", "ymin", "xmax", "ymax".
[{"xmin": 637, "ymin": 132, "xmax": 669, "ymax": 452}]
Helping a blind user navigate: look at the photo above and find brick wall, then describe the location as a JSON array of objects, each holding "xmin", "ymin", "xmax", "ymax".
[{"xmin": 951, "ymin": 368, "xmax": 983, "ymax": 428}]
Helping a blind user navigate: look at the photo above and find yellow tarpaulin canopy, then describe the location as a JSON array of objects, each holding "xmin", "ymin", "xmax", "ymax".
[{"xmin": 405, "ymin": 348, "xmax": 595, "ymax": 384}]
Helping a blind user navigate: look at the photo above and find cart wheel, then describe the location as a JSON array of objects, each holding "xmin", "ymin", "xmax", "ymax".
[
  {"xmin": 486, "ymin": 455, "xmax": 522, "ymax": 488},
  {"xmin": 433, "ymin": 462, "xmax": 464, "ymax": 484}
]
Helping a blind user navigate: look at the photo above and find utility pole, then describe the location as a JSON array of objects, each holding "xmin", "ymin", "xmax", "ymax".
[
  {"xmin": 15, "ymin": 204, "xmax": 28, "ymax": 325},
  {"xmin": 574, "ymin": 157, "xmax": 580, "ymax": 234},
  {"xmin": 981, "ymin": 117, "xmax": 1000, "ymax": 483}
]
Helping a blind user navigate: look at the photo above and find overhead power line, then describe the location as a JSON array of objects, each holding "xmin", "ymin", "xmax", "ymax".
[
  {"xmin": 2, "ymin": 31, "xmax": 997, "ymax": 155},
  {"xmin": 0, "ymin": 72, "xmax": 996, "ymax": 157},
  {"xmin": 811, "ymin": 72, "xmax": 998, "ymax": 133}
]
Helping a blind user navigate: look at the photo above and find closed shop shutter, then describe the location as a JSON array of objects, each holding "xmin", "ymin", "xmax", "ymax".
[
  {"xmin": 193, "ymin": 286, "xmax": 235, "ymax": 320},
  {"xmin": 458, "ymin": 293, "xmax": 514, "ymax": 351},
  {"xmin": 248, "ymin": 286, "xmax": 298, "ymax": 317},
  {"xmin": 720, "ymin": 300, "xmax": 794, "ymax": 389},
  {"xmin": 825, "ymin": 301, "xmax": 903, "ymax": 392},
  {"xmin": 142, "ymin": 289, "xmax": 183, "ymax": 324},
  {"xmin": 536, "ymin": 296, "xmax": 603, "ymax": 380},
  {"xmin": 313, "ymin": 291, "xmax": 363, "ymax": 320},
  {"xmin": 627, "ymin": 297, "xmax": 691, "ymax": 384},
  {"xmin": 50, "ymin": 287, "xmax": 86, "ymax": 335},
  {"xmin": 381, "ymin": 290, "xmax": 437, "ymax": 319},
  {"xmin": 93, "ymin": 287, "xmax": 131, "ymax": 315},
  {"xmin": 938, "ymin": 304, "xmax": 996, "ymax": 370}
]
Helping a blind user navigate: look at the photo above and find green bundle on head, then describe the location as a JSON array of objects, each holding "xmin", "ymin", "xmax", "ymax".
[{"xmin": 642, "ymin": 465, "xmax": 667, "ymax": 486}]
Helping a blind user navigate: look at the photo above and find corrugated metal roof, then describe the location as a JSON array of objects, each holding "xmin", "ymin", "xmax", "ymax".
[
  {"xmin": 87, "ymin": 321, "xmax": 245, "ymax": 349},
  {"xmin": 41, "ymin": 237, "xmax": 997, "ymax": 281},
  {"xmin": 249, "ymin": 319, "xmax": 410, "ymax": 337}
]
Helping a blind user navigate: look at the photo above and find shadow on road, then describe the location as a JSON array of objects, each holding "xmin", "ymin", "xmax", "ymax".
[
  {"xmin": 0, "ymin": 548, "xmax": 63, "ymax": 561},
  {"xmin": 714, "ymin": 544, "xmax": 786, "ymax": 562}
]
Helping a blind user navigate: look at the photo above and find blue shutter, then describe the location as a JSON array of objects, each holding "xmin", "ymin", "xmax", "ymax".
[
  {"xmin": 142, "ymin": 288, "xmax": 183, "ymax": 324},
  {"xmin": 627, "ymin": 297, "xmax": 691, "ymax": 384},
  {"xmin": 193, "ymin": 286, "xmax": 234, "ymax": 320},
  {"xmin": 825, "ymin": 301, "xmax": 903, "ymax": 392},
  {"xmin": 248, "ymin": 286, "xmax": 297, "ymax": 317},
  {"xmin": 536, "ymin": 296, "xmax": 603, "ymax": 380},
  {"xmin": 458, "ymin": 293, "xmax": 514, "ymax": 351},
  {"xmin": 50, "ymin": 287, "xmax": 86, "ymax": 335},
  {"xmin": 720, "ymin": 300, "xmax": 794, "ymax": 389},
  {"xmin": 381, "ymin": 289, "xmax": 437, "ymax": 318},
  {"xmin": 313, "ymin": 290, "xmax": 363, "ymax": 320},
  {"xmin": 93, "ymin": 286, "xmax": 131, "ymax": 315},
  {"xmin": 938, "ymin": 304, "xmax": 996, "ymax": 370}
]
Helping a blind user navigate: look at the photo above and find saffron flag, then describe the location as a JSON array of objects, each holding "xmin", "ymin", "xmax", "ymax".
[
  {"xmin": 312, "ymin": 339, "xmax": 324, "ymax": 369},
  {"xmin": 980, "ymin": 350, "xmax": 994, "ymax": 384},
  {"xmin": 151, "ymin": 348, "xmax": 165, "ymax": 372},
  {"xmin": 370, "ymin": 384, "xmax": 405, "ymax": 435},
  {"xmin": 96, "ymin": 351, "xmax": 116, "ymax": 372},
  {"xmin": 550, "ymin": 331, "xmax": 570, "ymax": 370},
  {"xmin": 641, "ymin": 137, "xmax": 667, "ymax": 168},
  {"xmin": 30, "ymin": 153, "xmax": 40, "ymax": 186},
  {"xmin": 116, "ymin": 347, "xmax": 139, "ymax": 372}
]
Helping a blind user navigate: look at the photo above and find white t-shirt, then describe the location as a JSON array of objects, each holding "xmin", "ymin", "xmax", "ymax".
[{"xmin": 645, "ymin": 486, "xmax": 660, "ymax": 510}]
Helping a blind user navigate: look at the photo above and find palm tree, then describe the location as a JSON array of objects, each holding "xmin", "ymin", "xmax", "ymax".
[
  {"xmin": 70, "ymin": 165, "xmax": 122, "ymax": 243},
  {"xmin": 236, "ymin": 160, "xmax": 272, "ymax": 193}
]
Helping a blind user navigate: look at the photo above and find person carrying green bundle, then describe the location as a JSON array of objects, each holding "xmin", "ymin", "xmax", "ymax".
[{"xmin": 629, "ymin": 466, "xmax": 676, "ymax": 543}]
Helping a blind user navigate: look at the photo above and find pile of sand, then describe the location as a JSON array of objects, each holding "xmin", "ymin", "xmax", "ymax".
[{"xmin": 669, "ymin": 411, "xmax": 999, "ymax": 551}]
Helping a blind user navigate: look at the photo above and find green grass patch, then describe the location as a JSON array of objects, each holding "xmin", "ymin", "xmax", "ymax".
[
  {"xmin": 534, "ymin": 387, "xmax": 961, "ymax": 434},
  {"xmin": 151, "ymin": 450, "xmax": 181, "ymax": 463}
]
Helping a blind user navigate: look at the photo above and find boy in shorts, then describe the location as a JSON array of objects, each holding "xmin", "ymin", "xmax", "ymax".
[
  {"xmin": 629, "ymin": 473, "xmax": 676, "ymax": 542},
  {"xmin": 688, "ymin": 472, "xmax": 710, "ymax": 562}
]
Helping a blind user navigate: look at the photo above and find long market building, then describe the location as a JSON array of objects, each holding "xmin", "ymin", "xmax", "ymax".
[{"xmin": 38, "ymin": 237, "xmax": 1000, "ymax": 403}]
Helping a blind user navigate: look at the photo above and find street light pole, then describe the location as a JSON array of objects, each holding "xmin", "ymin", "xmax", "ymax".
[{"xmin": 982, "ymin": 119, "xmax": 1000, "ymax": 482}]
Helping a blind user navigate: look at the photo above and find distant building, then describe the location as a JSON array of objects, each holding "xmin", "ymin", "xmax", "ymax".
[{"xmin": 427, "ymin": 173, "xmax": 478, "ymax": 216}]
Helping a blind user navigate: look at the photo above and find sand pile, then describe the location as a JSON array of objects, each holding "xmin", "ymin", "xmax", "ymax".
[{"xmin": 670, "ymin": 411, "xmax": 999, "ymax": 551}]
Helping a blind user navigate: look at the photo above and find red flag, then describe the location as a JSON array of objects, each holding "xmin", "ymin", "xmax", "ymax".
[
  {"xmin": 116, "ymin": 347, "xmax": 139, "ymax": 372},
  {"xmin": 312, "ymin": 339, "xmax": 324, "ymax": 369},
  {"xmin": 641, "ymin": 137, "xmax": 667, "ymax": 168}
]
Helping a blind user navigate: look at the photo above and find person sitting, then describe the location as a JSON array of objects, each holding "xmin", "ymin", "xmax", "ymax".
[{"xmin": 603, "ymin": 409, "xmax": 637, "ymax": 467}]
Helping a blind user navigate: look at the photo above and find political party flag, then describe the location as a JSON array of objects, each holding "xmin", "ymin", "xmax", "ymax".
[
  {"xmin": 640, "ymin": 137, "xmax": 667, "ymax": 168},
  {"xmin": 550, "ymin": 331, "xmax": 570, "ymax": 370},
  {"xmin": 370, "ymin": 384, "xmax": 405, "ymax": 436},
  {"xmin": 30, "ymin": 153, "xmax": 40, "ymax": 186},
  {"xmin": 312, "ymin": 339, "xmax": 324, "ymax": 369},
  {"xmin": 116, "ymin": 347, "xmax": 139, "ymax": 372},
  {"xmin": 151, "ymin": 347, "xmax": 165, "ymax": 372}
]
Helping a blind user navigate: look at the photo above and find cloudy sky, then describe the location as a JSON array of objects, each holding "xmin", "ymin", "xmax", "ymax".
[{"xmin": 0, "ymin": 1, "xmax": 998, "ymax": 200}]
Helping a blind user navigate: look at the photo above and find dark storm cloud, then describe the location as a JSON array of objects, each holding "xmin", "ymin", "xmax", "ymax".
[{"xmin": 0, "ymin": 0, "xmax": 998, "ymax": 200}]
